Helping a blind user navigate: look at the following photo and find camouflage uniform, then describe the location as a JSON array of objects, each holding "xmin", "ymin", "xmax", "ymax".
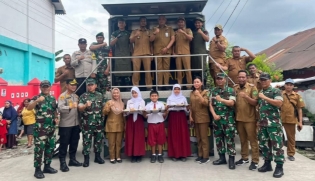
[
  {"xmin": 210, "ymin": 86, "xmax": 236, "ymax": 156},
  {"xmin": 90, "ymin": 42, "xmax": 110, "ymax": 94},
  {"xmin": 79, "ymin": 90, "xmax": 106, "ymax": 155},
  {"xmin": 258, "ymin": 86, "xmax": 285, "ymax": 164},
  {"xmin": 32, "ymin": 94, "xmax": 57, "ymax": 168}
]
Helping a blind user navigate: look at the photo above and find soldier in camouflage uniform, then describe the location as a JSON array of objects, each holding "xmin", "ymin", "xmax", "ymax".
[
  {"xmin": 78, "ymin": 78, "xmax": 106, "ymax": 167},
  {"xmin": 208, "ymin": 73, "xmax": 237, "ymax": 169},
  {"xmin": 257, "ymin": 73, "xmax": 284, "ymax": 178},
  {"xmin": 89, "ymin": 32, "xmax": 111, "ymax": 94},
  {"xmin": 27, "ymin": 80, "xmax": 58, "ymax": 179}
]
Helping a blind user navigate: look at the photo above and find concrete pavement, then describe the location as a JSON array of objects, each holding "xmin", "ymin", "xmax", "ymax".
[{"xmin": 1, "ymin": 137, "xmax": 314, "ymax": 181}]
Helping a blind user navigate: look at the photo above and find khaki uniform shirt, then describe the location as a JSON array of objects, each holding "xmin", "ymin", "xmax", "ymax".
[
  {"xmin": 234, "ymin": 83, "xmax": 258, "ymax": 122},
  {"xmin": 209, "ymin": 36, "xmax": 228, "ymax": 70},
  {"xmin": 58, "ymin": 91, "xmax": 80, "ymax": 127},
  {"xmin": 131, "ymin": 28, "xmax": 151, "ymax": 56},
  {"xmin": 190, "ymin": 90, "xmax": 210, "ymax": 124},
  {"xmin": 71, "ymin": 50, "xmax": 97, "ymax": 78},
  {"xmin": 174, "ymin": 28, "xmax": 193, "ymax": 55},
  {"xmin": 55, "ymin": 65, "xmax": 75, "ymax": 93},
  {"xmin": 152, "ymin": 25, "xmax": 175, "ymax": 55},
  {"xmin": 247, "ymin": 72, "xmax": 262, "ymax": 91},
  {"xmin": 103, "ymin": 101, "xmax": 125, "ymax": 132},
  {"xmin": 281, "ymin": 91, "xmax": 305, "ymax": 124},
  {"xmin": 227, "ymin": 56, "xmax": 253, "ymax": 85}
]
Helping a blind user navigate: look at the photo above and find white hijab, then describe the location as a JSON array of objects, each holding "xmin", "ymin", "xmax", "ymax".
[
  {"xmin": 167, "ymin": 84, "xmax": 187, "ymax": 105},
  {"xmin": 130, "ymin": 86, "xmax": 143, "ymax": 121}
]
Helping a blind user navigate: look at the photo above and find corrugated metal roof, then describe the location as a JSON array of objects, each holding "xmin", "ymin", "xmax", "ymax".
[{"xmin": 258, "ymin": 27, "xmax": 315, "ymax": 70}]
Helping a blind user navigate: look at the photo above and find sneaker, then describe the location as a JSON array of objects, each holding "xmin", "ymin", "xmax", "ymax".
[
  {"xmin": 195, "ymin": 157, "xmax": 203, "ymax": 163},
  {"xmin": 200, "ymin": 158, "xmax": 210, "ymax": 164},
  {"xmin": 158, "ymin": 155, "xmax": 164, "ymax": 163},
  {"xmin": 235, "ymin": 159, "xmax": 249, "ymax": 166},
  {"xmin": 150, "ymin": 155, "xmax": 157, "ymax": 163},
  {"xmin": 288, "ymin": 156, "xmax": 295, "ymax": 161},
  {"xmin": 249, "ymin": 162, "xmax": 258, "ymax": 170}
]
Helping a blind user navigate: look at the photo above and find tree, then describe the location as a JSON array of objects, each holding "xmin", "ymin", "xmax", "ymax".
[
  {"xmin": 247, "ymin": 54, "xmax": 283, "ymax": 81},
  {"xmin": 55, "ymin": 49, "xmax": 64, "ymax": 62}
]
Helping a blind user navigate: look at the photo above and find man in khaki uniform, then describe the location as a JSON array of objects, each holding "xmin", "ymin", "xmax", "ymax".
[
  {"xmin": 173, "ymin": 17, "xmax": 193, "ymax": 89},
  {"xmin": 209, "ymin": 24, "xmax": 228, "ymax": 82},
  {"xmin": 222, "ymin": 46, "xmax": 256, "ymax": 87},
  {"xmin": 233, "ymin": 70, "xmax": 260, "ymax": 170},
  {"xmin": 150, "ymin": 15, "xmax": 175, "ymax": 90},
  {"xmin": 281, "ymin": 78, "xmax": 304, "ymax": 161},
  {"xmin": 130, "ymin": 16, "xmax": 152, "ymax": 90},
  {"xmin": 247, "ymin": 63, "xmax": 262, "ymax": 91},
  {"xmin": 54, "ymin": 54, "xmax": 75, "ymax": 93}
]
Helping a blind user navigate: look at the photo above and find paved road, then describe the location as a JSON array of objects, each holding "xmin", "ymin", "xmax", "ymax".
[{"xmin": 1, "ymin": 137, "xmax": 314, "ymax": 181}]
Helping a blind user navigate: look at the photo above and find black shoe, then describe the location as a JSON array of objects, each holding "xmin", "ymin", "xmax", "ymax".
[
  {"xmin": 258, "ymin": 160, "xmax": 273, "ymax": 172},
  {"xmin": 180, "ymin": 157, "xmax": 187, "ymax": 162},
  {"xmin": 131, "ymin": 156, "xmax": 137, "ymax": 163},
  {"xmin": 150, "ymin": 155, "xmax": 157, "ymax": 163},
  {"xmin": 288, "ymin": 156, "xmax": 295, "ymax": 161},
  {"xmin": 171, "ymin": 157, "xmax": 177, "ymax": 162},
  {"xmin": 195, "ymin": 157, "xmax": 203, "ymax": 163},
  {"xmin": 94, "ymin": 152, "xmax": 105, "ymax": 164},
  {"xmin": 158, "ymin": 155, "xmax": 164, "ymax": 163},
  {"xmin": 43, "ymin": 164, "xmax": 58, "ymax": 174},
  {"xmin": 213, "ymin": 154, "xmax": 227, "ymax": 165},
  {"xmin": 34, "ymin": 166, "xmax": 45, "ymax": 179},
  {"xmin": 136, "ymin": 156, "xmax": 142, "ymax": 163},
  {"xmin": 228, "ymin": 156, "xmax": 236, "ymax": 169},
  {"xmin": 69, "ymin": 158, "xmax": 83, "ymax": 167},
  {"xmin": 235, "ymin": 158, "xmax": 249, "ymax": 166},
  {"xmin": 200, "ymin": 158, "xmax": 210, "ymax": 164},
  {"xmin": 273, "ymin": 164, "xmax": 284, "ymax": 178},
  {"xmin": 110, "ymin": 160, "xmax": 116, "ymax": 164},
  {"xmin": 83, "ymin": 155, "xmax": 90, "ymax": 167},
  {"xmin": 59, "ymin": 158, "xmax": 69, "ymax": 172},
  {"xmin": 116, "ymin": 159, "xmax": 122, "ymax": 163},
  {"xmin": 249, "ymin": 162, "xmax": 258, "ymax": 171}
]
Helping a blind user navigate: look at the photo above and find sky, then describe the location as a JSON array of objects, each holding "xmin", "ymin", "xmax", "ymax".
[{"xmin": 55, "ymin": 0, "xmax": 315, "ymax": 67}]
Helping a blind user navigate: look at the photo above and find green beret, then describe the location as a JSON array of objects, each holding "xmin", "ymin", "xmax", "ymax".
[{"xmin": 96, "ymin": 32, "xmax": 104, "ymax": 37}]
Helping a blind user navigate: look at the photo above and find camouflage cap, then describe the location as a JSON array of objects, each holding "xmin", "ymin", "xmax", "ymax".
[
  {"xmin": 177, "ymin": 16, "xmax": 186, "ymax": 22},
  {"xmin": 214, "ymin": 24, "xmax": 223, "ymax": 30},
  {"xmin": 40, "ymin": 80, "xmax": 51, "ymax": 87},
  {"xmin": 96, "ymin": 32, "xmax": 104, "ymax": 37},
  {"xmin": 78, "ymin": 38, "xmax": 87, "ymax": 44},
  {"xmin": 195, "ymin": 17, "xmax": 204, "ymax": 22},
  {"xmin": 66, "ymin": 79, "xmax": 78, "ymax": 85},
  {"xmin": 285, "ymin": 78, "xmax": 294, "ymax": 84},
  {"xmin": 86, "ymin": 78, "xmax": 96, "ymax": 85},
  {"xmin": 216, "ymin": 73, "xmax": 226, "ymax": 78},
  {"xmin": 259, "ymin": 73, "xmax": 271, "ymax": 80}
]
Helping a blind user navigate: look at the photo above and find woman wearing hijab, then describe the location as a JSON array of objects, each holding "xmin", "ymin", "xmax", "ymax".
[
  {"xmin": 125, "ymin": 87, "xmax": 146, "ymax": 163},
  {"xmin": 103, "ymin": 88, "xmax": 125, "ymax": 164},
  {"xmin": 2, "ymin": 100, "xmax": 18, "ymax": 149},
  {"xmin": 167, "ymin": 84, "xmax": 191, "ymax": 161}
]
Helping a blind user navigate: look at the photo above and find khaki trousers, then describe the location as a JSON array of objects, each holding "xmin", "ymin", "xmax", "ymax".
[
  {"xmin": 107, "ymin": 132, "xmax": 123, "ymax": 160},
  {"xmin": 132, "ymin": 56, "xmax": 152, "ymax": 87},
  {"xmin": 156, "ymin": 55, "xmax": 170, "ymax": 86},
  {"xmin": 195, "ymin": 123, "xmax": 209, "ymax": 158},
  {"xmin": 175, "ymin": 56, "xmax": 192, "ymax": 89},
  {"xmin": 237, "ymin": 121, "xmax": 259, "ymax": 163},
  {"xmin": 283, "ymin": 123, "xmax": 296, "ymax": 156}
]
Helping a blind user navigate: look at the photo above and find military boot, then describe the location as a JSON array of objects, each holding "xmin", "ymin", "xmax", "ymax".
[
  {"xmin": 83, "ymin": 155, "xmax": 90, "ymax": 167},
  {"xmin": 228, "ymin": 155, "xmax": 236, "ymax": 169},
  {"xmin": 43, "ymin": 163, "xmax": 58, "ymax": 174},
  {"xmin": 213, "ymin": 154, "xmax": 227, "ymax": 165},
  {"xmin": 34, "ymin": 166, "xmax": 45, "ymax": 179},
  {"xmin": 94, "ymin": 152, "xmax": 105, "ymax": 164},
  {"xmin": 69, "ymin": 155, "xmax": 83, "ymax": 167},
  {"xmin": 59, "ymin": 158, "xmax": 69, "ymax": 172},
  {"xmin": 258, "ymin": 160, "xmax": 273, "ymax": 172},
  {"xmin": 273, "ymin": 164, "xmax": 284, "ymax": 178}
]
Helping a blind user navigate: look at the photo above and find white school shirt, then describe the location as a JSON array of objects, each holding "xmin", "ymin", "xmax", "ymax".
[
  {"xmin": 145, "ymin": 101, "xmax": 165, "ymax": 124},
  {"xmin": 125, "ymin": 100, "xmax": 146, "ymax": 115},
  {"xmin": 166, "ymin": 98, "xmax": 189, "ymax": 112}
]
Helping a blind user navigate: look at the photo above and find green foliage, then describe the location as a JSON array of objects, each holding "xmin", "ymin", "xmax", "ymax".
[
  {"xmin": 247, "ymin": 54, "xmax": 283, "ymax": 82},
  {"xmin": 55, "ymin": 49, "xmax": 64, "ymax": 62},
  {"xmin": 303, "ymin": 108, "xmax": 315, "ymax": 123},
  {"xmin": 225, "ymin": 43, "xmax": 233, "ymax": 59}
]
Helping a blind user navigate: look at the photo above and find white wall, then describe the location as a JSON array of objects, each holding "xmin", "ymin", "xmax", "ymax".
[{"xmin": 0, "ymin": 0, "xmax": 55, "ymax": 53}]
